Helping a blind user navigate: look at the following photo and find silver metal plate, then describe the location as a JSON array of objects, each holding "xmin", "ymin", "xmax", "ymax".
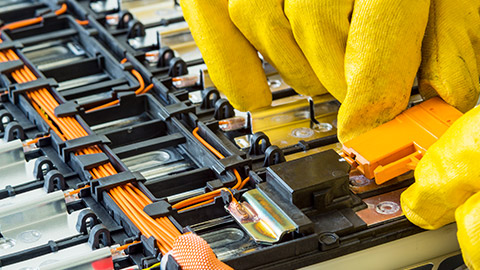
[
  {"xmin": 121, "ymin": 0, "xmax": 183, "ymax": 24},
  {"xmin": 3, "ymin": 243, "xmax": 113, "ymax": 270},
  {"xmin": 0, "ymin": 189, "xmax": 81, "ymax": 257},
  {"xmin": 57, "ymin": 73, "xmax": 110, "ymax": 91},
  {"xmin": 226, "ymin": 189, "xmax": 297, "ymax": 244},
  {"xmin": 0, "ymin": 140, "xmax": 35, "ymax": 188},
  {"xmin": 249, "ymin": 94, "xmax": 339, "ymax": 147},
  {"xmin": 201, "ymin": 227, "xmax": 258, "ymax": 261},
  {"xmin": 122, "ymin": 149, "xmax": 192, "ymax": 181}
]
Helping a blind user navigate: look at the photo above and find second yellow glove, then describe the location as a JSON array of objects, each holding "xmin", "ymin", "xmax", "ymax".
[{"xmin": 401, "ymin": 105, "xmax": 480, "ymax": 269}]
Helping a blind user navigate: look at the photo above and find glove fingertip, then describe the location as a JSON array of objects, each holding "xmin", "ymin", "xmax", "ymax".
[
  {"xmin": 455, "ymin": 192, "xmax": 480, "ymax": 270},
  {"xmin": 400, "ymin": 184, "xmax": 454, "ymax": 230},
  {"xmin": 400, "ymin": 188, "xmax": 436, "ymax": 230}
]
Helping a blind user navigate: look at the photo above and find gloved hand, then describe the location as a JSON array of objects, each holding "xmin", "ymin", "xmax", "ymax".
[
  {"xmin": 162, "ymin": 233, "xmax": 232, "ymax": 270},
  {"xmin": 401, "ymin": 105, "xmax": 480, "ymax": 269},
  {"xmin": 181, "ymin": 0, "xmax": 480, "ymax": 268},
  {"xmin": 180, "ymin": 0, "xmax": 480, "ymax": 142}
]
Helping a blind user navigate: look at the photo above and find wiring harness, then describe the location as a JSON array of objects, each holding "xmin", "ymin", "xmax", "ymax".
[{"xmin": 0, "ymin": 4, "xmax": 248, "ymax": 269}]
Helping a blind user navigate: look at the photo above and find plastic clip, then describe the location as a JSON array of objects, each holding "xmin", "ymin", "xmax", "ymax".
[{"xmin": 341, "ymin": 97, "xmax": 463, "ymax": 184}]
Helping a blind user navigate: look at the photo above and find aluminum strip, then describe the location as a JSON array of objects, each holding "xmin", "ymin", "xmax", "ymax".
[
  {"xmin": 3, "ymin": 243, "xmax": 113, "ymax": 270},
  {"xmin": 0, "ymin": 189, "xmax": 81, "ymax": 256},
  {"xmin": 0, "ymin": 140, "xmax": 35, "ymax": 188}
]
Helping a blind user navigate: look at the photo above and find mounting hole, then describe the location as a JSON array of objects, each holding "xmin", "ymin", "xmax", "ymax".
[
  {"xmin": 291, "ymin": 127, "xmax": 314, "ymax": 138},
  {"xmin": 349, "ymin": 175, "xmax": 372, "ymax": 187},
  {"xmin": 375, "ymin": 201, "xmax": 400, "ymax": 215},
  {"xmin": 312, "ymin": 122, "xmax": 333, "ymax": 133},
  {"xmin": 268, "ymin": 79, "xmax": 281, "ymax": 89}
]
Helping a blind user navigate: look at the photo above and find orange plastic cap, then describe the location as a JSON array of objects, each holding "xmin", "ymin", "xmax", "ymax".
[{"xmin": 341, "ymin": 97, "xmax": 463, "ymax": 184}]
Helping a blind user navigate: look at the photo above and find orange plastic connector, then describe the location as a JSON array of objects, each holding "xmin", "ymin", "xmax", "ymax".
[{"xmin": 341, "ymin": 97, "xmax": 463, "ymax": 184}]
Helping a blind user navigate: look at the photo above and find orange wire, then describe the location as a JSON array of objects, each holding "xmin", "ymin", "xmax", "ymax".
[
  {"xmin": 145, "ymin": 52, "xmax": 157, "ymax": 57},
  {"xmin": 194, "ymin": 127, "xmax": 244, "ymax": 192},
  {"xmin": 0, "ymin": 4, "xmax": 66, "ymax": 31},
  {"xmin": 65, "ymin": 185, "xmax": 90, "ymax": 196},
  {"xmin": 54, "ymin": 3, "xmax": 68, "ymax": 16},
  {"xmin": 123, "ymin": 185, "xmax": 176, "ymax": 243},
  {"xmin": 111, "ymin": 187, "xmax": 172, "ymax": 252},
  {"xmin": 131, "ymin": 70, "xmax": 145, "ymax": 92},
  {"xmin": 110, "ymin": 187, "xmax": 169, "ymax": 254},
  {"xmin": 75, "ymin": 19, "xmax": 89, "ymax": 26},
  {"xmin": 192, "ymin": 127, "xmax": 225, "ymax": 159},
  {"xmin": 85, "ymin": 100, "xmax": 119, "ymax": 113},
  {"xmin": 1, "ymin": 17, "xmax": 43, "ymax": 31},
  {"xmin": 0, "ymin": 33, "xmax": 181, "ymax": 254},
  {"xmin": 238, "ymin": 177, "xmax": 251, "ymax": 189},
  {"xmin": 179, "ymin": 199, "xmax": 215, "ymax": 212},
  {"xmin": 24, "ymin": 134, "xmax": 51, "ymax": 146},
  {"xmin": 172, "ymin": 129, "xmax": 246, "ymax": 211},
  {"xmin": 85, "ymin": 71, "xmax": 149, "ymax": 113},
  {"xmin": 115, "ymin": 240, "xmax": 141, "ymax": 251},
  {"xmin": 136, "ymin": 83, "xmax": 153, "ymax": 95}
]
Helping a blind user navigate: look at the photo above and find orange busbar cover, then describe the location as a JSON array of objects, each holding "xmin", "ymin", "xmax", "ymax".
[{"xmin": 341, "ymin": 97, "xmax": 463, "ymax": 184}]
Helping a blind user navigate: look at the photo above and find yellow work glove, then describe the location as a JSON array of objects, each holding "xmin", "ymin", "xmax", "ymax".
[
  {"xmin": 401, "ymin": 106, "xmax": 480, "ymax": 269},
  {"xmin": 180, "ymin": 0, "xmax": 480, "ymax": 142}
]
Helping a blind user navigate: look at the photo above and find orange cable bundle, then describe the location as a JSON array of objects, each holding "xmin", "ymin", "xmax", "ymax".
[
  {"xmin": 0, "ymin": 37, "xmax": 180, "ymax": 254},
  {"xmin": 0, "ymin": 12, "xmax": 239, "ymax": 265}
]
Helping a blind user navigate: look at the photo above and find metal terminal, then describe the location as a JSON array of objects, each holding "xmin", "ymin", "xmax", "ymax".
[
  {"xmin": 123, "ymin": 150, "xmax": 173, "ymax": 168},
  {"xmin": 312, "ymin": 122, "xmax": 333, "ymax": 133},
  {"xmin": 226, "ymin": 189, "xmax": 297, "ymax": 244},
  {"xmin": 234, "ymin": 135, "xmax": 252, "ymax": 149},
  {"xmin": 106, "ymin": 13, "xmax": 120, "ymax": 26},
  {"xmin": 89, "ymin": 0, "xmax": 119, "ymax": 13},
  {"xmin": 249, "ymin": 94, "xmax": 339, "ymax": 147},
  {"xmin": 356, "ymin": 188, "xmax": 406, "ymax": 225},
  {"xmin": 166, "ymin": 188, "xmax": 205, "ymax": 204},
  {"xmin": 128, "ymin": 22, "xmax": 201, "ymax": 62},
  {"xmin": 219, "ymin": 116, "xmax": 246, "ymax": 132},
  {"xmin": 172, "ymin": 74, "xmax": 199, "ymax": 88},
  {"xmin": 291, "ymin": 127, "xmax": 314, "ymax": 138},
  {"xmin": 267, "ymin": 79, "xmax": 282, "ymax": 89},
  {"xmin": 375, "ymin": 201, "xmax": 400, "ymax": 215},
  {"xmin": 349, "ymin": 174, "xmax": 373, "ymax": 187},
  {"xmin": 135, "ymin": 162, "xmax": 191, "ymax": 181},
  {"xmin": 121, "ymin": 0, "xmax": 183, "ymax": 24},
  {"xmin": 348, "ymin": 168, "xmax": 414, "ymax": 195},
  {"xmin": 200, "ymin": 67, "xmax": 214, "ymax": 89}
]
